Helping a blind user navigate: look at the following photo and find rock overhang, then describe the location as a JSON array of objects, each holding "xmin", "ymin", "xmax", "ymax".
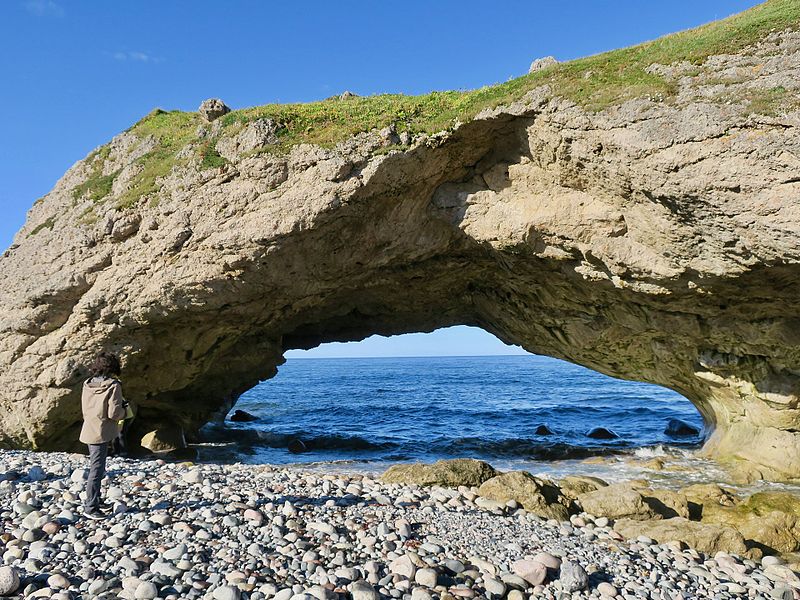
[{"xmin": 2, "ymin": 6, "xmax": 800, "ymax": 481}]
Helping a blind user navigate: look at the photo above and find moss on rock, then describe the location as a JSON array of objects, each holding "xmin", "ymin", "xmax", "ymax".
[
  {"xmin": 700, "ymin": 492, "xmax": 800, "ymax": 554},
  {"xmin": 614, "ymin": 517, "xmax": 750, "ymax": 557}
]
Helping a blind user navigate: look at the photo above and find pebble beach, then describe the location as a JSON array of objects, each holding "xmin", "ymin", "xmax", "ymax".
[{"xmin": 0, "ymin": 451, "xmax": 798, "ymax": 600}]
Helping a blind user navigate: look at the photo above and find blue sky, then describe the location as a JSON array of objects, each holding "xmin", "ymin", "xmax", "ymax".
[{"xmin": 1, "ymin": 0, "xmax": 760, "ymax": 357}]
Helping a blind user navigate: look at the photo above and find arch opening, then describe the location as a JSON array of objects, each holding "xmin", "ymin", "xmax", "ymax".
[{"xmin": 200, "ymin": 325, "xmax": 705, "ymax": 480}]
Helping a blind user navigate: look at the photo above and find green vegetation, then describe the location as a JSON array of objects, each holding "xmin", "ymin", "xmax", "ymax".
[
  {"xmin": 72, "ymin": 146, "xmax": 119, "ymax": 203},
  {"xmin": 745, "ymin": 85, "xmax": 794, "ymax": 115},
  {"xmin": 199, "ymin": 142, "xmax": 228, "ymax": 170},
  {"xmin": 115, "ymin": 109, "xmax": 199, "ymax": 209},
  {"xmin": 78, "ymin": 206, "xmax": 98, "ymax": 226},
  {"xmin": 79, "ymin": 0, "xmax": 799, "ymax": 211},
  {"xmin": 72, "ymin": 170, "xmax": 118, "ymax": 203},
  {"xmin": 27, "ymin": 216, "xmax": 55, "ymax": 237},
  {"xmin": 215, "ymin": 0, "xmax": 799, "ymax": 148}
]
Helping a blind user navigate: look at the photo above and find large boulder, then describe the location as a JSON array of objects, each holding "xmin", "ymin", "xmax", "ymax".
[
  {"xmin": 478, "ymin": 471, "xmax": 572, "ymax": 521},
  {"xmin": 558, "ymin": 475, "xmax": 608, "ymax": 500},
  {"xmin": 578, "ymin": 482, "xmax": 656, "ymax": 520},
  {"xmin": 140, "ymin": 426, "xmax": 186, "ymax": 453},
  {"xmin": 198, "ymin": 98, "xmax": 230, "ymax": 122},
  {"xmin": 701, "ymin": 492, "xmax": 800, "ymax": 554},
  {"xmin": 381, "ymin": 459, "xmax": 497, "ymax": 488},
  {"xmin": 529, "ymin": 56, "xmax": 559, "ymax": 73},
  {"xmin": 680, "ymin": 483, "xmax": 739, "ymax": 508},
  {"xmin": 645, "ymin": 489, "xmax": 690, "ymax": 519},
  {"xmin": 614, "ymin": 518, "xmax": 749, "ymax": 556},
  {"xmin": 577, "ymin": 482, "xmax": 688, "ymax": 520}
]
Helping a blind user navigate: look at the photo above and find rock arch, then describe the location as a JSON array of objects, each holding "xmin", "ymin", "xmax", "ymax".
[{"xmin": 3, "ymin": 59, "xmax": 800, "ymax": 480}]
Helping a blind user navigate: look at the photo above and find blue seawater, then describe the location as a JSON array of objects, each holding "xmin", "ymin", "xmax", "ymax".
[{"xmin": 199, "ymin": 355, "xmax": 704, "ymax": 467}]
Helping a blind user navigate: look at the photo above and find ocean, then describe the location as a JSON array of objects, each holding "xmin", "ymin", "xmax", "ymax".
[{"xmin": 199, "ymin": 355, "xmax": 709, "ymax": 483}]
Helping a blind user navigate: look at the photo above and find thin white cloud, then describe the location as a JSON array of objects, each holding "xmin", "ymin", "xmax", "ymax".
[
  {"xmin": 23, "ymin": 0, "xmax": 64, "ymax": 17},
  {"xmin": 112, "ymin": 51, "xmax": 164, "ymax": 64}
]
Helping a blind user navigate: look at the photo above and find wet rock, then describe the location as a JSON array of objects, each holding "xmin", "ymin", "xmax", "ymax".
[
  {"xmin": 288, "ymin": 439, "xmax": 307, "ymax": 454},
  {"xmin": 665, "ymin": 418, "xmax": 700, "ymax": 437},
  {"xmin": 681, "ymin": 482, "xmax": 739, "ymax": 519},
  {"xmin": 229, "ymin": 409, "xmax": 258, "ymax": 422},
  {"xmin": 586, "ymin": 427, "xmax": 618, "ymax": 440}
]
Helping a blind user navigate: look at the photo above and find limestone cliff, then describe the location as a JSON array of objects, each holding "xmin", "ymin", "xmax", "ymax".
[{"xmin": 2, "ymin": 3, "xmax": 800, "ymax": 479}]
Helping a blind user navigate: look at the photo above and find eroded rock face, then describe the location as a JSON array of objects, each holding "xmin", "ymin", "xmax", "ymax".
[{"xmin": 2, "ymin": 32, "xmax": 800, "ymax": 478}]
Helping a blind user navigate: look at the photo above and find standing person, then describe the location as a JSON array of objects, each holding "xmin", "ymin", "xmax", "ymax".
[{"xmin": 79, "ymin": 352, "xmax": 128, "ymax": 520}]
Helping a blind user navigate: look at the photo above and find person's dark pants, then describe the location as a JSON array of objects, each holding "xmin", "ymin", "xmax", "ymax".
[{"xmin": 84, "ymin": 443, "xmax": 108, "ymax": 511}]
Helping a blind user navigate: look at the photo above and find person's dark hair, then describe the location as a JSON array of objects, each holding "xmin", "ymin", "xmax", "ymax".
[{"xmin": 89, "ymin": 352, "xmax": 121, "ymax": 378}]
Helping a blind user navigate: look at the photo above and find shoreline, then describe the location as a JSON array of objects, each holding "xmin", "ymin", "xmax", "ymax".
[{"xmin": 1, "ymin": 451, "xmax": 799, "ymax": 599}]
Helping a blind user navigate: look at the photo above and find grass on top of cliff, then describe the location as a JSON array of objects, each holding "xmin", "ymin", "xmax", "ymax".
[
  {"xmin": 107, "ymin": 0, "xmax": 797, "ymax": 208},
  {"xmin": 215, "ymin": 0, "xmax": 799, "ymax": 143}
]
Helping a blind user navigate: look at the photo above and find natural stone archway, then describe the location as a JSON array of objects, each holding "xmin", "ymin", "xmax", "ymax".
[{"xmin": 2, "ymin": 29, "xmax": 800, "ymax": 480}]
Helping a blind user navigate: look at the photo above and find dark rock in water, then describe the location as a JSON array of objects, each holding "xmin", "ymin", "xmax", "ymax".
[
  {"xmin": 288, "ymin": 439, "xmax": 307, "ymax": 454},
  {"xmin": 534, "ymin": 424, "xmax": 553, "ymax": 436},
  {"xmin": 230, "ymin": 409, "xmax": 258, "ymax": 422},
  {"xmin": 587, "ymin": 427, "xmax": 618, "ymax": 440},
  {"xmin": 166, "ymin": 447, "xmax": 199, "ymax": 462},
  {"xmin": 665, "ymin": 418, "xmax": 700, "ymax": 437}
]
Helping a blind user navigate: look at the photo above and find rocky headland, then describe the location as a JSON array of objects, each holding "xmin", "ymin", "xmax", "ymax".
[
  {"xmin": 2, "ymin": 453, "xmax": 800, "ymax": 600},
  {"xmin": 2, "ymin": 1, "xmax": 800, "ymax": 480}
]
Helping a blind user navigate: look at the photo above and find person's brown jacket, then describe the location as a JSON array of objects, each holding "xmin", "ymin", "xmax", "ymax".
[{"xmin": 79, "ymin": 376, "xmax": 127, "ymax": 445}]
